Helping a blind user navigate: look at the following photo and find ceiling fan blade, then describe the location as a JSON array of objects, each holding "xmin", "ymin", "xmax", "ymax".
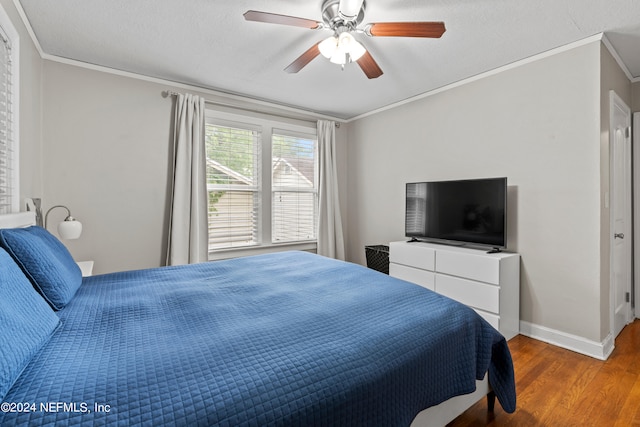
[
  {"xmin": 356, "ymin": 51, "xmax": 383, "ymax": 79},
  {"xmin": 284, "ymin": 42, "xmax": 322, "ymax": 74},
  {"xmin": 243, "ymin": 10, "xmax": 322, "ymax": 29},
  {"xmin": 365, "ymin": 22, "xmax": 446, "ymax": 38}
]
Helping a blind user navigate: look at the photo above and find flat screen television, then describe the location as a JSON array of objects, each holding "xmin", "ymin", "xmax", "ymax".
[{"xmin": 405, "ymin": 177, "xmax": 507, "ymax": 250}]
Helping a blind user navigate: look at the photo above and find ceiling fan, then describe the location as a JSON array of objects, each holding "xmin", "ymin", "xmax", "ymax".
[{"xmin": 243, "ymin": 0, "xmax": 446, "ymax": 79}]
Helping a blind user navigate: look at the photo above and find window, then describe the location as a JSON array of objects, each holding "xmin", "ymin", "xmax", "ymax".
[
  {"xmin": 0, "ymin": 7, "xmax": 18, "ymax": 215},
  {"xmin": 205, "ymin": 111, "xmax": 317, "ymax": 252},
  {"xmin": 272, "ymin": 131, "xmax": 317, "ymax": 243},
  {"xmin": 205, "ymin": 120, "xmax": 261, "ymax": 250}
]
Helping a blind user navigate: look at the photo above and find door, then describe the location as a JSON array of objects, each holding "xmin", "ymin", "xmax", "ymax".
[
  {"xmin": 610, "ymin": 91, "xmax": 632, "ymax": 338},
  {"xmin": 634, "ymin": 112, "xmax": 640, "ymax": 319}
]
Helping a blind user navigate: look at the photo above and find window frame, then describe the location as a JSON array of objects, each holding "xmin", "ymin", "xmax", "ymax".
[
  {"xmin": 271, "ymin": 128, "xmax": 318, "ymax": 244},
  {"xmin": 205, "ymin": 117, "xmax": 262, "ymax": 250},
  {"xmin": 0, "ymin": 4, "xmax": 19, "ymax": 214},
  {"xmin": 205, "ymin": 109, "xmax": 318, "ymax": 260}
]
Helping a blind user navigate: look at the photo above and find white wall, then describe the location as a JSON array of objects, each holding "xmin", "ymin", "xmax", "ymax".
[
  {"xmin": 40, "ymin": 60, "xmax": 348, "ymax": 274},
  {"xmin": 346, "ymin": 41, "xmax": 603, "ymax": 343}
]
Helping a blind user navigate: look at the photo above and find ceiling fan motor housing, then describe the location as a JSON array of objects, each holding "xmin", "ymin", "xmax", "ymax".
[{"xmin": 322, "ymin": 0, "xmax": 366, "ymax": 30}]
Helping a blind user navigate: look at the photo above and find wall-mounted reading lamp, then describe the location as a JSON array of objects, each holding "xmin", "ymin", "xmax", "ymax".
[{"xmin": 44, "ymin": 205, "xmax": 83, "ymax": 240}]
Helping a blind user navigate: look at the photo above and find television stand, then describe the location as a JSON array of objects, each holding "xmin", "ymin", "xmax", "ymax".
[
  {"xmin": 389, "ymin": 240, "xmax": 520, "ymax": 340},
  {"xmin": 486, "ymin": 247, "xmax": 502, "ymax": 254}
]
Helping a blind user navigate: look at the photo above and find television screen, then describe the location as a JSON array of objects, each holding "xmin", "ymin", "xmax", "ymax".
[{"xmin": 405, "ymin": 177, "xmax": 507, "ymax": 249}]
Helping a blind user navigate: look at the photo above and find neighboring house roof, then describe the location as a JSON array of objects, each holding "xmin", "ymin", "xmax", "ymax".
[
  {"xmin": 273, "ymin": 157, "xmax": 315, "ymax": 186},
  {"xmin": 207, "ymin": 157, "xmax": 315, "ymax": 188},
  {"xmin": 206, "ymin": 158, "xmax": 252, "ymax": 185}
]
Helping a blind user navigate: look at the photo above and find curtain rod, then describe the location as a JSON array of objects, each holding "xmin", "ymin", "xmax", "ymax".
[{"xmin": 162, "ymin": 90, "xmax": 340, "ymax": 128}]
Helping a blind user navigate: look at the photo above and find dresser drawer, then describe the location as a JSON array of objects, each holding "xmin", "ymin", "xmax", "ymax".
[
  {"xmin": 389, "ymin": 263, "xmax": 435, "ymax": 291},
  {"xmin": 435, "ymin": 274, "xmax": 499, "ymax": 313},
  {"xmin": 436, "ymin": 250, "xmax": 500, "ymax": 284},
  {"xmin": 389, "ymin": 242, "xmax": 435, "ymax": 270},
  {"xmin": 474, "ymin": 310, "xmax": 500, "ymax": 330}
]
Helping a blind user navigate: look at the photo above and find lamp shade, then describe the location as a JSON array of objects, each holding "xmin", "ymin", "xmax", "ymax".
[
  {"xmin": 45, "ymin": 205, "xmax": 83, "ymax": 240},
  {"xmin": 58, "ymin": 217, "xmax": 82, "ymax": 240},
  {"xmin": 319, "ymin": 36, "xmax": 338, "ymax": 58}
]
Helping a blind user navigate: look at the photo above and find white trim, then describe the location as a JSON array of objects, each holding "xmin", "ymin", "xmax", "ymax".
[
  {"xmin": 347, "ymin": 33, "xmax": 606, "ymax": 122},
  {"xmin": 0, "ymin": 211, "xmax": 35, "ymax": 228},
  {"xmin": 609, "ymin": 90, "xmax": 634, "ymax": 339},
  {"xmin": 46, "ymin": 54, "xmax": 346, "ymax": 122},
  {"xmin": 634, "ymin": 112, "xmax": 640, "ymax": 319},
  {"xmin": 0, "ymin": 2, "xmax": 20, "ymax": 213},
  {"xmin": 15, "ymin": 1, "xmax": 628, "ymax": 121},
  {"xmin": 11, "ymin": 0, "xmax": 42, "ymax": 55},
  {"xmin": 14, "ymin": 2, "xmax": 344, "ymax": 123},
  {"xmin": 209, "ymin": 241, "xmax": 317, "ymax": 261},
  {"xmin": 411, "ymin": 375, "xmax": 489, "ymax": 427},
  {"xmin": 12, "ymin": 0, "xmax": 344, "ymax": 123},
  {"xmin": 519, "ymin": 320, "xmax": 614, "ymax": 361}
]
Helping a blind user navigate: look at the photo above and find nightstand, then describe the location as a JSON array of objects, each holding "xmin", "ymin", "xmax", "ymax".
[{"xmin": 77, "ymin": 261, "xmax": 94, "ymax": 277}]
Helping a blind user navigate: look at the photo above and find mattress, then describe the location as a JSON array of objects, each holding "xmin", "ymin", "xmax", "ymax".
[{"xmin": 1, "ymin": 251, "xmax": 515, "ymax": 426}]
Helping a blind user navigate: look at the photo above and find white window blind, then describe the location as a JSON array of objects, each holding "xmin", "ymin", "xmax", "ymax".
[
  {"xmin": 0, "ymin": 28, "xmax": 14, "ymax": 214},
  {"xmin": 205, "ymin": 110, "xmax": 317, "ymax": 253},
  {"xmin": 272, "ymin": 131, "xmax": 317, "ymax": 243},
  {"xmin": 205, "ymin": 121, "xmax": 261, "ymax": 250}
]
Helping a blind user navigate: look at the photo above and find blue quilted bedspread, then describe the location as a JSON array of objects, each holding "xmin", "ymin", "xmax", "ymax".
[{"xmin": 1, "ymin": 251, "xmax": 515, "ymax": 426}]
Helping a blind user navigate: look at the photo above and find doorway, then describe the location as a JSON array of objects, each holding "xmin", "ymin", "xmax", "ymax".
[
  {"xmin": 634, "ymin": 112, "xmax": 640, "ymax": 320},
  {"xmin": 610, "ymin": 90, "xmax": 633, "ymax": 339}
]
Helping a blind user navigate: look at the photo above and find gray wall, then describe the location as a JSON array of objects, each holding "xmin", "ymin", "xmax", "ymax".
[
  {"xmin": 0, "ymin": 0, "xmax": 43, "ymax": 201},
  {"xmin": 346, "ymin": 41, "xmax": 604, "ymax": 342},
  {"xmin": 40, "ymin": 61, "xmax": 349, "ymax": 274},
  {"xmin": 632, "ymin": 82, "xmax": 640, "ymax": 111}
]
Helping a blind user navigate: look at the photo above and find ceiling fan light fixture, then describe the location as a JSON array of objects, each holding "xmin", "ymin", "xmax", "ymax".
[
  {"xmin": 338, "ymin": 32, "xmax": 366, "ymax": 61},
  {"xmin": 330, "ymin": 50, "xmax": 347, "ymax": 65},
  {"xmin": 348, "ymin": 38, "xmax": 366, "ymax": 61},
  {"xmin": 319, "ymin": 36, "xmax": 338, "ymax": 58}
]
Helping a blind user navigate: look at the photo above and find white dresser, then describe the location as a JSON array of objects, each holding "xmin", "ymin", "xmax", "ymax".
[{"xmin": 389, "ymin": 241, "xmax": 520, "ymax": 340}]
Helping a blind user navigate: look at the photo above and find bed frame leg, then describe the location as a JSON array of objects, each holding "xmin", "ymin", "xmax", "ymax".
[{"xmin": 487, "ymin": 391, "xmax": 496, "ymax": 412}]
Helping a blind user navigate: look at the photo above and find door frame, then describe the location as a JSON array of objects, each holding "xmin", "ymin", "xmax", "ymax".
[
  {"xmin": 609, "ymin": 90, "xmax": 633, "ymax": 339},
  {"xmin": 634, "ymin": 112, "xmax": 640, "ymax": 319}
]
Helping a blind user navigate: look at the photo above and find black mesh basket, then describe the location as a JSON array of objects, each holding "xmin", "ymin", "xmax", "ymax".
[{"xmin": 365, "ymin": 245, "xmax": 390, "ymax": 274}]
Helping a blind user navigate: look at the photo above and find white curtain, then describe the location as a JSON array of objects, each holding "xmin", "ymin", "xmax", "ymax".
[
  {"xmin": 317, "ymin": 120, "xmax": 345, "ymax": 260},
  {"xmin": 166, "ymin": 93, "xmax": 208, "ymax": 265}
]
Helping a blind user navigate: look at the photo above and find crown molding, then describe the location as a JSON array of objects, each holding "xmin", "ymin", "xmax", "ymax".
[
  {"xmin": 12, "ymin": 2, "xmax": 638, "ymax": 122},
  {"xmin": 348, "ymin": 34, "xmax": 611, "ymax": 122},
  {"xmin": 11, "ymin": 0, "xmax": 344, "ymax": 124}
]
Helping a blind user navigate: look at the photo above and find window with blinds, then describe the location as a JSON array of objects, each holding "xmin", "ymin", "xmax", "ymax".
[
  {"xmin": 205, "ymin": 111, "xmax": 317, "ymax": 252},
  {"xmin": 0, "ymin": 27, "xmax": 15, "ymax": 214},
  {"xmin": 272, "ymin": 132, "xmax": 317, "ymax": 243},
  {"xmin": 205, "ymin": 121, "xmax": 261, "ymax": 250}
]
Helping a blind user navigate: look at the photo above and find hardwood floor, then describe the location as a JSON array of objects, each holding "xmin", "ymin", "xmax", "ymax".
[{"xmin": 448, "ymin": 319, "xmax": 640, "ymax": 426}]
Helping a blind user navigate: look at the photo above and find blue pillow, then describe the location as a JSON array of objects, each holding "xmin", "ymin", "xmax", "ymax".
[
  {"xmin": 0, "ymin": 248, "xmax": 60, "ymax": 401},
  {"xmin": 0, "ymin": 226, "xmax": 82, "ymax": 310}
]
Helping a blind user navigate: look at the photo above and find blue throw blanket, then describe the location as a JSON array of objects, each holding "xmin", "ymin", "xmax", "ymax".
[{"xmin": 1, "ymin": 251, "xmax": 515, "ymax": 426}]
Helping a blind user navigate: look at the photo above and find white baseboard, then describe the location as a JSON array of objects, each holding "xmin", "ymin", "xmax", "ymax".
[{"xmin": 519, "ymin": 321, "xmax": 614, "ymax": 360}]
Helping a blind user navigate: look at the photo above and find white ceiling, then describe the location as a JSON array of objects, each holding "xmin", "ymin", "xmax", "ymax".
[{"xmin": 16, "ymin": 0, "xmax": 640, "ymax": 120}]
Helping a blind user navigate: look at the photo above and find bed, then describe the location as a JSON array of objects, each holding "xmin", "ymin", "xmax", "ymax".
[{"xmin": 0, "ymin": 211, "xmax": 515, "ymax": 426}]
